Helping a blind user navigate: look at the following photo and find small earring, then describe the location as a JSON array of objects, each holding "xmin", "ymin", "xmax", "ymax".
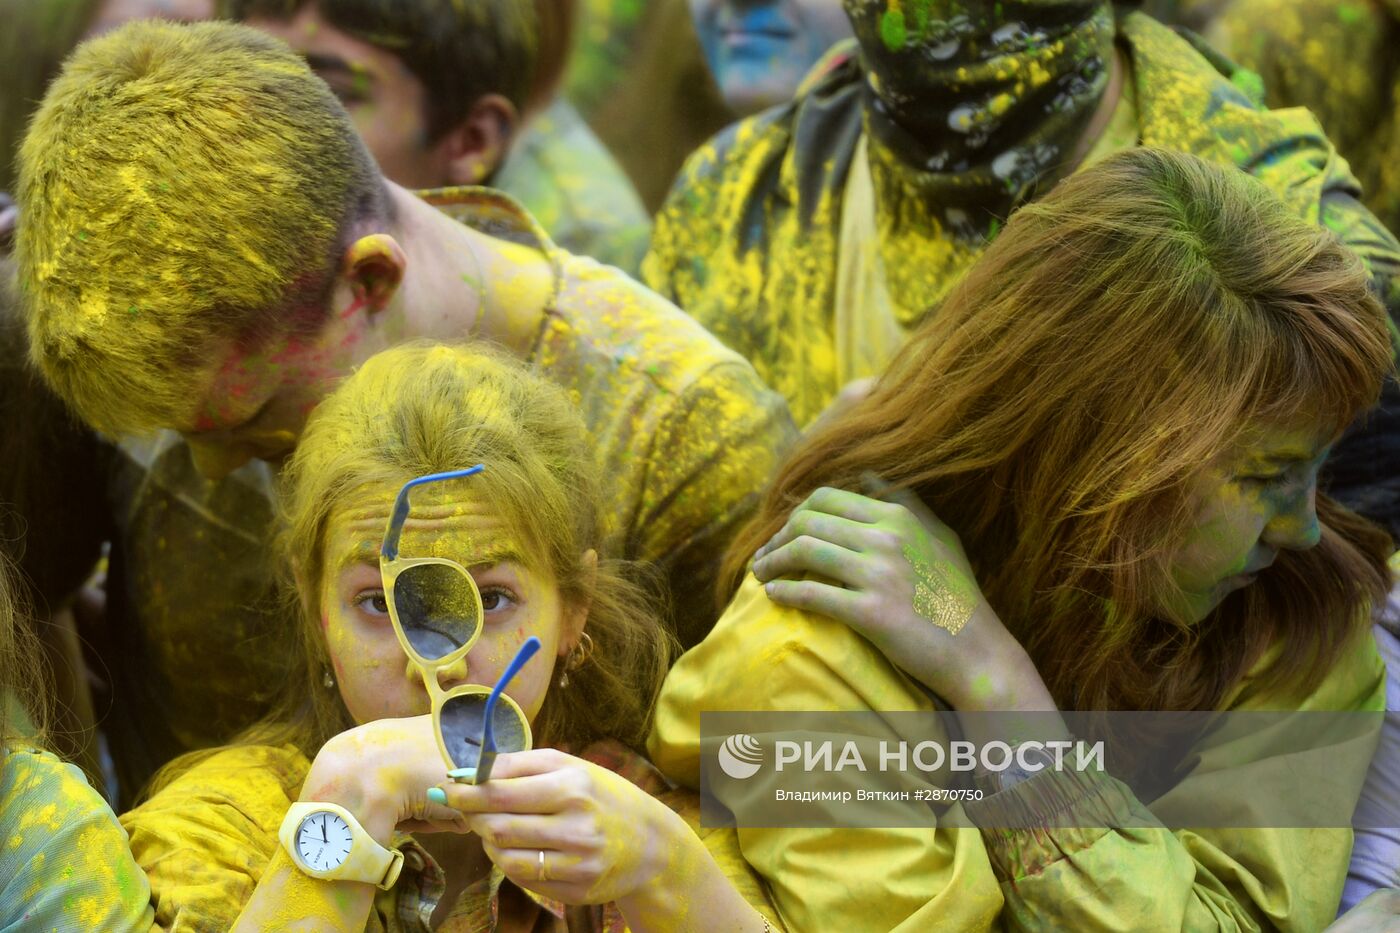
[
  {"xmin": 573, "ymin": 632, "xmax": 594, "ymax": 667},
  {"xmin": 322, "ymin": 667, "xmax": 335, "ymax": 689},
  {"xmin": 557, "ymin": 632, "xmax": 594, "ymax": 689}
]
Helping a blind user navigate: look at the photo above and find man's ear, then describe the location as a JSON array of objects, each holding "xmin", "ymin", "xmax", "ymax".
[
  {"xmin": 339, "ymin": 233, "xmax": 407, "ymax": 315},
  {"xmin": 438, "ymin": 94, "xmax": 518, "ymax": 187}
]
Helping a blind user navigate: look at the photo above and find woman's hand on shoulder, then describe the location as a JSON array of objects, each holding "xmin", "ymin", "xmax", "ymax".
[
  {"xmin": 300, "ymin": 715, "xmax": 472, "ymax": 845},
  {"xmin": 434, "ymin": 748, "xmax": 699, "ymax": 907},
  {"xmin": 751, "ymin": 483, "xmax": 1042, "ymax": 710}
]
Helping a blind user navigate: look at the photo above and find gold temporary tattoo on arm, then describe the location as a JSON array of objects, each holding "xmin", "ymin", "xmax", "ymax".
[{"xmin": 904, "ymin": 545, "xmax": 978, "ymax": 635}]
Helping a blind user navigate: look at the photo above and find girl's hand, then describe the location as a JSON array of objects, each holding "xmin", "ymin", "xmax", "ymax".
[
  {"xmin": 435, "ymin": 748, "xmax": 699, "ymax": 907},
  {"xmin": 300, "ymin": 715, "xmax": 472, "ymax": 845},
  {"xmin": 751, "ymin": 484, "xmax": 1045, "ymax": 711}
]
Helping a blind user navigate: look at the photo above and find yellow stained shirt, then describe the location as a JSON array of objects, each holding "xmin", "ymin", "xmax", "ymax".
[{"xmin": 648, "ymin": 575, "xmax": 1386, "ymax": 932}]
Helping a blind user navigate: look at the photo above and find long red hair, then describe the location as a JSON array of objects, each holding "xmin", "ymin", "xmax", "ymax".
[{"xmin": 727, "ymin": 147, "xmax": 1394, "ymax": 712}]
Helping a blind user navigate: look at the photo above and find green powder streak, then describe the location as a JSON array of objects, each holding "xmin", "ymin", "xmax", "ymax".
[
  {"xmin": 911, "ymin": 0, "xmax": 932, "ymax": 38},
  {"xmin": 880, "ymin": 10, "xmax": 908, "ymax": 51}
]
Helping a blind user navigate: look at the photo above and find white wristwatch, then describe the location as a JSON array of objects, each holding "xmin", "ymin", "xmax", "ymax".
[{"xmin": 279, "ymin": 801, "xmax": 405, "ymax": 890}]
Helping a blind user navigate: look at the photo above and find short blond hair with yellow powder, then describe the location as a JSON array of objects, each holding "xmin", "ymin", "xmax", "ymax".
[{"xmin": 16, "ymin": 19, "xmax": 390, "ymax": 436}]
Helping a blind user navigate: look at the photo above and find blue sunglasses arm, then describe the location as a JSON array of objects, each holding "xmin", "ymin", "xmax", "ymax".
[
  {"xmin": 381, "ymin": 464, "xmax": 486, "ymax": 560},
  {"xmin": 482, "ymin": 636, "xmax": 542, "ymax": 754}
]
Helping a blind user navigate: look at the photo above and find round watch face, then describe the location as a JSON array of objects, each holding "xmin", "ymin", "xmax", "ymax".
[{"xmin": 295, "ymin": 810, "xmax": 354, "ymax": 871}]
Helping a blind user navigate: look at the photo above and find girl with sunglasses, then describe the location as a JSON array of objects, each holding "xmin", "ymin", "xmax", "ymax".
[
  {"xmin": 120, "ymin": 343, "xmax": 779, "ymax": 931},
  {"xmin": 650, "ymin": 147, "xmax": 1399, "ymax": 931}
]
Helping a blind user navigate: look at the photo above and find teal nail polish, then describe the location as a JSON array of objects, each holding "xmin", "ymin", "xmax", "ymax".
[
  {"xmin": 448, "ymin": 767, "xmax": 477, "ymax": 781},
  {"xmin": 426, "ymin": 787, "xmax": 447, "ymax": 805}
]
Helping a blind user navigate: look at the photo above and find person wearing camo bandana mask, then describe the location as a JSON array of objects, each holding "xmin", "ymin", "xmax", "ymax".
[
  {"xmin": 849, "ymin": 0, "xmax": 1114, "ymax": 222},
  {"xmin": 643, "ymin": 0, "xmax": 1400, "ymax": 547}
]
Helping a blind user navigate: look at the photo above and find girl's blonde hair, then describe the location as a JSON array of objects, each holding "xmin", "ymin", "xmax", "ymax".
[
  {"xmin": 728, "ymin": 147, "xmax": 1394, "ymax": 713},
  {"xmin": 237, "ymin": 342, "xmax": 673, "ymax": 758}
]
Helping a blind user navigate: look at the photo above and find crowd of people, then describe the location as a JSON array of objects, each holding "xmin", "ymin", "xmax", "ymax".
[{"xmin": 1, "ymin": 0, "xmax": 1400, "ymax": 930}]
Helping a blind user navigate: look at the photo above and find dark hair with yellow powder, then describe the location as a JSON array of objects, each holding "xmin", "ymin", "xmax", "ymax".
[
  {"xmin": 16, "ymin": 19, "xmax": 390, "ymax": 436},
  {"xmin": 238, "ymin": 342, "xmax": 673, "ymax": 761},
  {"xmin": 225, "ymin": 0, "xmax": 540, "ymax": 135},
  {"xmin": 729, "ymin": 147, "xmax": 1395, "ymax": 714}
]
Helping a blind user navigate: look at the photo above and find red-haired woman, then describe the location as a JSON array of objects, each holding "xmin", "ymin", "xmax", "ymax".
[{"xmin": 651, "ymin": 146, "xmax": 1398, "ymax": 931}]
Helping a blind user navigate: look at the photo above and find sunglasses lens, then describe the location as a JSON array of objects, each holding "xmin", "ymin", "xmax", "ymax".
[
  {"xmin": 438, "ymin": 693, "xmax": 530, "ymax": 771},
  {"xmin": 393, "ymin": 563, "xmax": 481, "ymax": 660}
]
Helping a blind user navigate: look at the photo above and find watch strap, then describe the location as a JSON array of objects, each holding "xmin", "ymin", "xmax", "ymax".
[{"xmin": 279, "ymin": 801, "xmax": 404, "ymax": 890}]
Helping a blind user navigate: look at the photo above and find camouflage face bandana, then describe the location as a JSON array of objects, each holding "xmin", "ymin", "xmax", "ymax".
[{"xmin": 846, "ymin": 0, "xmax": 1115, "ymax": 234}]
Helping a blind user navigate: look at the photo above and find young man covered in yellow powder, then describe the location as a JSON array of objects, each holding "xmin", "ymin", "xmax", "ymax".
[
  {"xmin": 14, "ymin": 19, "xmax": 795, "ymax": 803},
  {"xmin": 644, "ymin": 0, "xmax": 1400, "ymax": 536},
  {"xmin": 226, "ymin": 0, "xmax": 652, "ymax": 276}
]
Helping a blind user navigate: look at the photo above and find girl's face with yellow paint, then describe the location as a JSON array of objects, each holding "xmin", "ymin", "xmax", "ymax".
[
  {"xmin": 317, "ymin": 482, "xmax": 580, "ymax": 725},
  {"xmin": 1162, "ymin": 424, "xmax": 1331, "ymax": 623}
]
